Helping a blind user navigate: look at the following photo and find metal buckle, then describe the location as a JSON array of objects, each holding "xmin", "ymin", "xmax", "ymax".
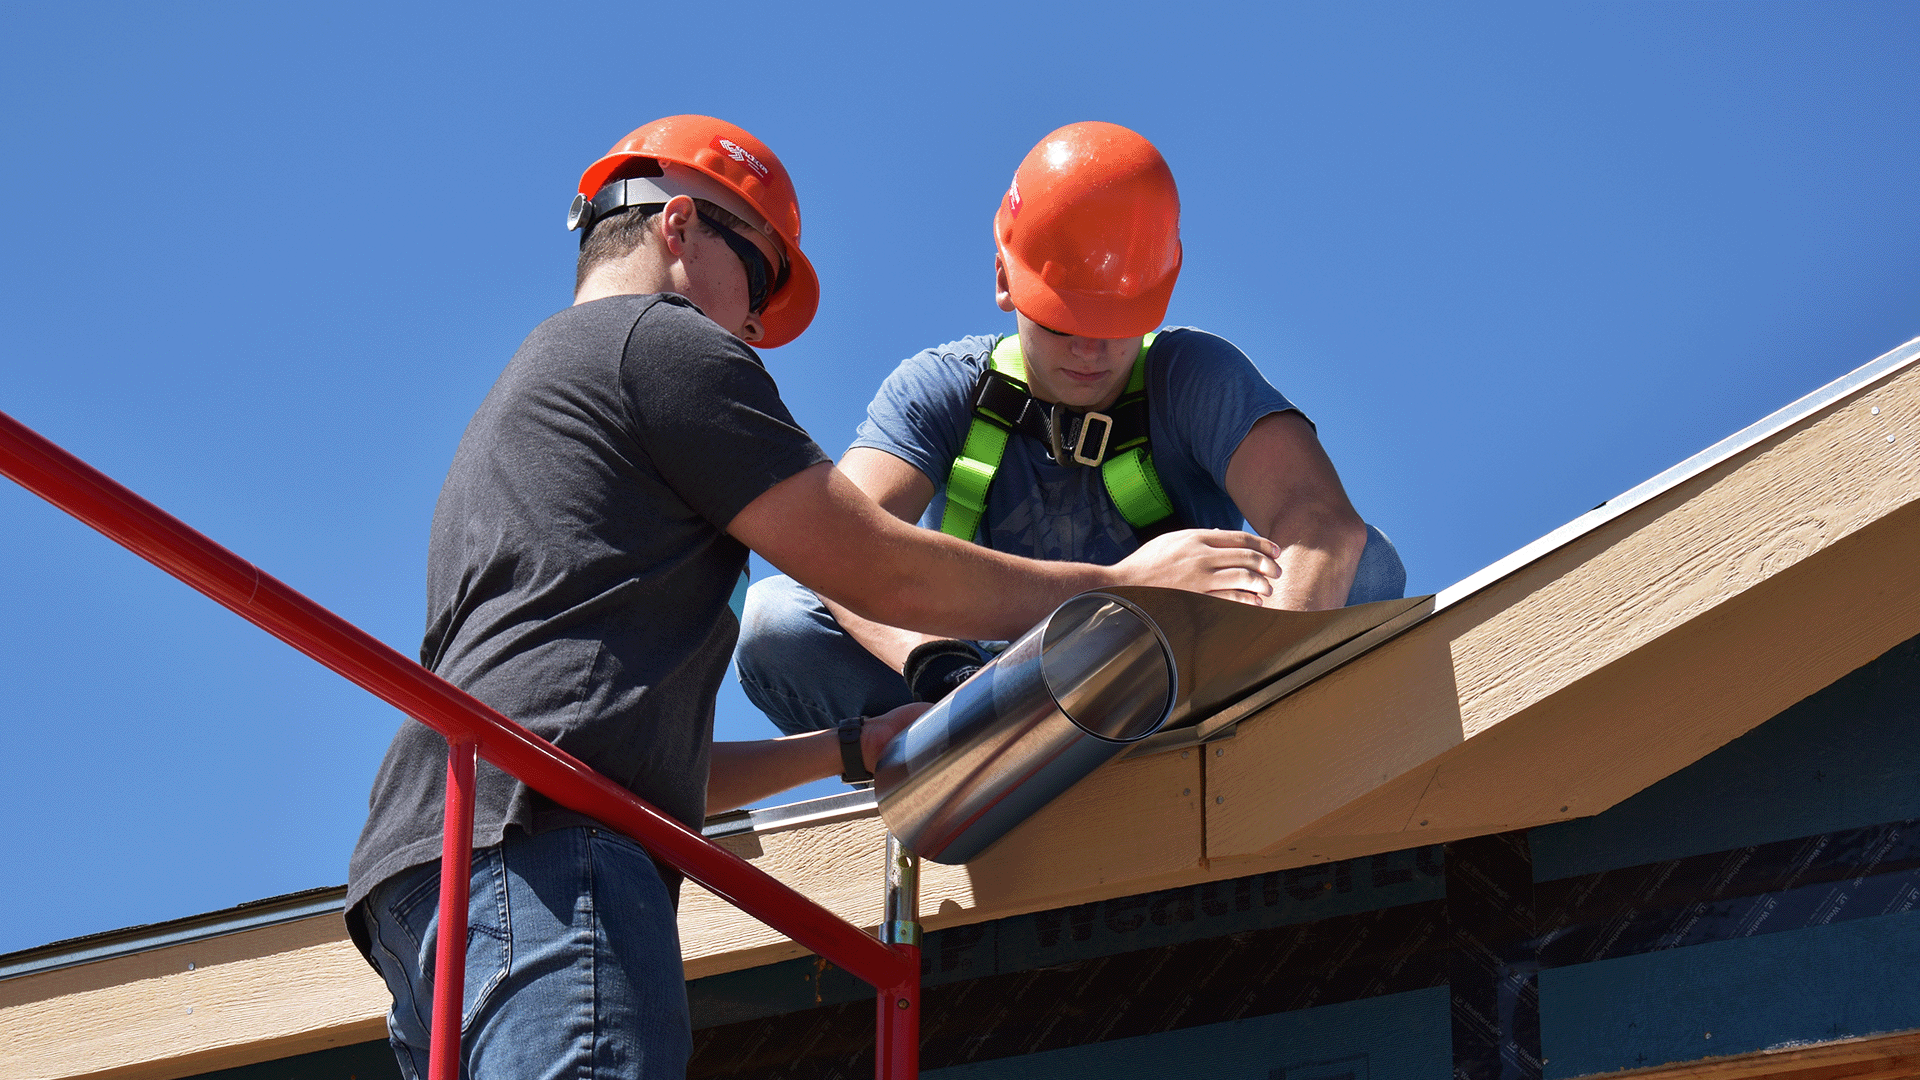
[
  {"xmin": 1073, "ymin": 411, "xmax": 1113, "ymax": 466},
  {"xmin": 1048, "ymin": 411, "xmax": 1070, "ymax": 465},
  {"xmin": 973, "ymin": 369, "xmax": 1030, "ymax": 430}
]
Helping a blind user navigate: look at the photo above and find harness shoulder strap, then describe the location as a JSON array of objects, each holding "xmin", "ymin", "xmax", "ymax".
[
  {"xmin": 1100, "ymin": 332, "xmax": 1176, "ymax": 534},
  {"xmin": 938, "ymin": 337, "xmax": 1026, "ymax": 540},
  {"xmin": 988, "ymin": 334, "xmax": 1027, "ymax": 381}
]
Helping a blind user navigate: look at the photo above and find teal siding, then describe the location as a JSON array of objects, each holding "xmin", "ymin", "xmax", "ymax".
[
  {"xmin": 184, "ymin": 1040, "xmax": 398, "ymax": 1080},
  {"xmin": 1540, "ymin": 910, "xmax": 1920, "ymax": 1077},
  {"xmin": 1530, "ymin": 636, "xmax": 1920, "ymax": 881},
  {"xmin": 924, "ymin": 987, "xmax": 1451, "ymax": 1080}
]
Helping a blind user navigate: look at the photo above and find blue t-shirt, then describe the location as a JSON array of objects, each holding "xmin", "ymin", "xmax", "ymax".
[{"xmin": 850, "ymin": 327, "xmax": 1299, "ymax": 565}]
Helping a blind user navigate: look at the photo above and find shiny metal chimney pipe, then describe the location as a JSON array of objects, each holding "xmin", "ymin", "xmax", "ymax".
[
  {"xmin": 874, "ymin": 591, "xmax": 1175, "ymax": 865},
  {"xmin": 873, "ymin": 587, "xmax": 1432, "ymax": 865}
]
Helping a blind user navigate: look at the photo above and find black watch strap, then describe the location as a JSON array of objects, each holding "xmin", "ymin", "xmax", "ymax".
[{"xmin": 838, "ymin": 716, "xmax": 872, "ymax": 784}]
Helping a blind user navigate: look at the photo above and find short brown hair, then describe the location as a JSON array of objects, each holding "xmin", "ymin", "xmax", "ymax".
[
  {"xmin": 575, "ymin": 205, "xmax": 659, "ymax": 292},
  {"xmin": 574, "ymin": 160, "xmax": 758, "ymax": 293}
]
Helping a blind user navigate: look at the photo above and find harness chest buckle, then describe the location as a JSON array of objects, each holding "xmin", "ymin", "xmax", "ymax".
[{"xmin": 1067, "ymin": 409, "xmax": 1113, "ymax": 465}]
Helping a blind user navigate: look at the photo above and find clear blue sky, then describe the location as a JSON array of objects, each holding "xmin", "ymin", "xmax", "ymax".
[{"xmin": 2, "ymin": 2, "xmax": 1915, "ymax": 957}]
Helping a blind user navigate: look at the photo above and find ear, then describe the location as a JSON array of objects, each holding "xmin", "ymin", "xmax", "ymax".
[
  {"xmin": 658, "ymin": 195, "xmax": 698, "ymax": 257},
  {"xmin": 994, "ymin": 253, "xmax": 1015, "ymax": 313},
  {"xmin": 737, "ymin": 312, "xmax": 765, "ymax": 343}
]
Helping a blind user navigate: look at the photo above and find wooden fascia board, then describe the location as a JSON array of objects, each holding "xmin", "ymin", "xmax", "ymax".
[
  {"xmin": 0, "ymin": 914, "xmax": 386, "ymax": 1080},
  {"xmin": 1206, "ymin": 350, "xmax": 1920, "ymax": 863},
  {"xmin": 680, "ymin": 744, "xmax": 1206, "ymax": 977},
  {"xmin": 1212, "ymin": 496, "xmax": 1920, "ymax": 865},
  {"xmin": 1579, "ymin": 1030, "xmax": 1920, "ymax": 1080},
  {"xmin": 675, "ymin": 742, "xmax": 1442, "ymax": 980}
]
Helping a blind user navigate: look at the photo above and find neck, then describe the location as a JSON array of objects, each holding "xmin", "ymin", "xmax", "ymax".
[{"xmin": 574, "ymin": 250, "xmax": 674, "ymax": 306}]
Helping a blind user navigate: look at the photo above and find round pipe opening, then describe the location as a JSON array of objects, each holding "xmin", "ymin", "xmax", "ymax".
[{"xmin": 1040, "ymin": 594, "xmax": 1175, "ymax": 742}]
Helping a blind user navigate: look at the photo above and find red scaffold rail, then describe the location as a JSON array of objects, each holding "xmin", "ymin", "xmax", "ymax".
[{"xmin": 0, "ymin": 410, "xmax": 920, "ymax": 1080}]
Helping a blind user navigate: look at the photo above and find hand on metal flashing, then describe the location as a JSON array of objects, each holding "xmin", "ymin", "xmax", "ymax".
[
  {"xmin": 1111, "ymin": 529, "xmax": 1281, "ymax": 606},
  {"xmin": 864, "ymin": 702, "xmax": 930, "ymax": 773}
]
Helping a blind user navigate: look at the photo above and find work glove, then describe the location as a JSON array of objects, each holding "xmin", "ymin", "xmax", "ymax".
[{"xmin": 902, "ymin": 639, "xmax": 984, "ymax": 704}]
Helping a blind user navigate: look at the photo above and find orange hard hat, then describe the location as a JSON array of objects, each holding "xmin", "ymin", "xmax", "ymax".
[
  {"xmin": 994, "ymin": 122, "xmax": 1182, "ymax": 339},
  {"xmin": 571, "ymin": 116, "xmax": 819, "ymax": 349}
]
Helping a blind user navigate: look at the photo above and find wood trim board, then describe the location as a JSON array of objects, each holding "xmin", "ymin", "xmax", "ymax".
[
  {"xmin": 1208, "ymin": 350, "xmax": 1920, "ymax": 863},
  {"xmin": 680, "ymin": 745, "xmax": 1205, "ymax": 978},
  {"xmin": 1588, "ymin": 1031, "xmax": 1920, "ymax": 1080},
  {"xmin": 0, "ymin": 914, "xmax": 386, "ymax": 1080}
]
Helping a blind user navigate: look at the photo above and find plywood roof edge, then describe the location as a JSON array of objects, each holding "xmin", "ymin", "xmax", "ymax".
[
  {"xmin": 1434, "ymin": 335, "xmax": 1920, "ymax": 612},
  {"xmin": 0, "ymin": 887, "xmax": 349, "ymax": 984}
]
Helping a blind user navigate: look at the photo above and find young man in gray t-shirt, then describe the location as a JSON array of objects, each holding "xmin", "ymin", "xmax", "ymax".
[{"xmin": 347, "ymin": 117, "xmax": 1282, "ymax": 1080}]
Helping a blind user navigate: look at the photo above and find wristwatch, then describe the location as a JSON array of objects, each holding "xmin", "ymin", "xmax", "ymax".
[{"xmin": 838, "ymin": 716, "xmax": 872, "ymax": 784}]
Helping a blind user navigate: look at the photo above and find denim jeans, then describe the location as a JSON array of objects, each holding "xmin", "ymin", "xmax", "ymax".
[
  {"xmin": 734, "ymin": 523, "xmax": 1407, "ymax": 735},
  {"xmin": 356, "ymin": 825, "xmax": 690, "ymax": 1080}
]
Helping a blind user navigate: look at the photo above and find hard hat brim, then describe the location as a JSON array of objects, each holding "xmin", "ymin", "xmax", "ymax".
[
  {"xmin": 999, "ymin": 241, "xmax": 1180, "ymax": 340},
  {"xmin": 754, "ymin": 245, "xmax": 818, "ymax": 349}
]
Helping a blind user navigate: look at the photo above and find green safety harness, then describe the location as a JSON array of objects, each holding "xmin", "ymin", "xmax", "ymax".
[{"xmin": 940, "ymin": 333, "xmax": 1177, "ymax": 543}]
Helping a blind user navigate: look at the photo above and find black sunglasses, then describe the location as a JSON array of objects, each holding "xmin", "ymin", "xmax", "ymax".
[{"xmin": 698, "ymin": 210, "xmax": 786, "ymax": 315}]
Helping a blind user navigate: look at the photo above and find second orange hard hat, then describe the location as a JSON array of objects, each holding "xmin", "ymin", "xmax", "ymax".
[
  {"xmin": 572, "ymin": 116, "xmax": 820, "ymax": 349},
  {"xmin": 994, "ymin": 122, "xmax": 1183, "ymax": 339}
]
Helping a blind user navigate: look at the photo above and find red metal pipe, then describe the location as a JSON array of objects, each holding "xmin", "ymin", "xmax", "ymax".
[
  {"xmin": 877, "ymin": 945, "xmax": 921, "ymax": 1080},
  {"xmin": 428, "ymin": 740, "xmax": 477, "ymax": 1080},
  {"xmin": 0, "ymin": 409, "xmax": 916, "ymax": 993}
]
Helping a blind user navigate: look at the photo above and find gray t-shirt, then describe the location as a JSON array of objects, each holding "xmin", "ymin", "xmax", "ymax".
[{"xmin": 346, "ymin": 294, "xmax": 827, "ymax": 913}]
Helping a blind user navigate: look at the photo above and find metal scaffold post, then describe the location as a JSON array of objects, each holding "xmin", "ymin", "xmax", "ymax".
[{"xmin": 878, "ymin": 832, "xmax": 921, "ymax": 1079}]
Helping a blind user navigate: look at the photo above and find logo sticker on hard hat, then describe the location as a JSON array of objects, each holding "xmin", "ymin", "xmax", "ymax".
[{"xmin": 716, "ymin": 138, "xmax": 771, "ymax": 179}]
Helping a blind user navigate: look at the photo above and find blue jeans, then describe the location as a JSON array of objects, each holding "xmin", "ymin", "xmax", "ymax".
[
  {"xmin": 356, "ymin": 826, "xmax": 690, "ymax": 1080},
  {"xmin": 735, "ymin": 524, "xmax": 1407, "ymax": 735}
]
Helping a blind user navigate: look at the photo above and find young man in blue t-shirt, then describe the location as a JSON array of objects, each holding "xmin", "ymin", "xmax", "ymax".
[{"xmin": 736, "ymin": 121, "xmax": 1407, "ymax": 735}]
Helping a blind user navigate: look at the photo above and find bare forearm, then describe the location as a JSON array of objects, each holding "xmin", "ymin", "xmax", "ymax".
[
  {"xmin": 705, "ymin": 703, "xmax": 930, "ymax": 816},
  {"xmin": 820, "ymin": 594, "xmax": 942, "ymax": 673},
  {"xmin": 1224, "ymin": 412, "xmax": 1369, "ymax": 611},
  {"xmin": 1262, "ymin": 511, "xmax": 1367, "ymax": 610},
  {"xmin": 756, "ymin": 466, "xmax": 1113, "ymax": 639},
  {"xmin": 730, "ymin": 464, "xmax": 1278, "ymax": 641},
  {"xmin": 705, "ymin": 731, "xmax": 840, "ymax": 816},
  {"xmin": 814, "ymin": 449, "xmax": 1046, "ymax": 652},
  {"xmin": 829, "ymin": 519, "xmax": 1113, "ymax": 641}
]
